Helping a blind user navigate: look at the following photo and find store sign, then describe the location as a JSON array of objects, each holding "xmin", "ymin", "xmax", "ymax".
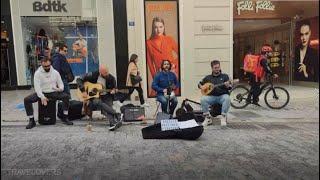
[
  {"xmin": 33, "ymin": 0, "xmax": 67, "ymax": 12},
  {"xmin": 19, "ymin": 0, "xmax": 81, "ymax": 16},
  {"xmin": 236, "ymin": 0, "xmax": 275, "ymax": 15},
  {"xmin": 201, "ymin": 24, "xmax": 223, "ymax": 33}
]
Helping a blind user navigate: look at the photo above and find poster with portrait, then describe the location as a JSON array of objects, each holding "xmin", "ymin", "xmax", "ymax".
[
  {"xmin": 64, "ymin": 26, "xmax": 99, "ymax": 77},
  {"xmin": 293, "ymin": 17, "xmax": 319, "ymax": 82},
  {"xmin": 144, "ymin": 0, "xmax": 181, "ymax": 97}
]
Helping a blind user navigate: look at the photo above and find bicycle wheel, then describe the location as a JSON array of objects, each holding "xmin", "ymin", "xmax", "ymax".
[
  {"xmin": 264, "ymin": 86, "xmax": 290, "ymax": 109},
  {"xmin": 230, "ymin": 85, "xmax": 250, "ymax": 109}
]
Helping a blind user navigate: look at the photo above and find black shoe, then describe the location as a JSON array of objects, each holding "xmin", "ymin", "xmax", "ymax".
[
  {"xmin": 26, "ymin": 119, "xmax": 36, "ymax": 129},
  {"xmin": 61, "ymin": 118, "xmax": 73, "ymax": 125},
  {"xmin": 109, "ymin": 113, "xmax": 123, "ymax": 131},
  {"xmin": 252, "ymin": 102, "xmax": 261, "ymax": 107}
]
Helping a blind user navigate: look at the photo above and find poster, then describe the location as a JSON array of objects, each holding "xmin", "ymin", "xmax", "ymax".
[
  {"xmin": 144, "ymin": 0, "xmax": 181, "ymax": 97},
  {"xmin": 293, "ymin": 17, "xmax": 319, "ymax": 82},
  {"xmin": 64, "ymin": 26, "xmax": 99, "ymax": 77}
]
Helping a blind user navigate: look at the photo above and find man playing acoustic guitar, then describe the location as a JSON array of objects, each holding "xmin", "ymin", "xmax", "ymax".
[
  {"xmin": 198, "ymin": 60, "xmax": 232, "ymax": 127},
  {"xmin": 76, "ymin": 65, "xmax": 122, "ymax": 131}
]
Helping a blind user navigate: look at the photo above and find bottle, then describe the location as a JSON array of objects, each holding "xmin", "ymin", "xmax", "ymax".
[{"xmin": 86, "ymin": 123, "xmax": 92, "ymax": 132}]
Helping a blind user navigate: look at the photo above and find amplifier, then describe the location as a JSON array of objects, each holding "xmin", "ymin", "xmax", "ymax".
[{"xmin": 123, "ymin": 106, "xmax": 145, "ymax": 122}]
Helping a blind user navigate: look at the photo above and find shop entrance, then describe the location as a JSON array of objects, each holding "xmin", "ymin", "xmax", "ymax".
[
  {"xmin": 234, "ymin": 21, "xmax": 292, "ymax": 85},
  {"xmin": 21, "ymin": 16, "xmax": 99, "ymax": 85}
]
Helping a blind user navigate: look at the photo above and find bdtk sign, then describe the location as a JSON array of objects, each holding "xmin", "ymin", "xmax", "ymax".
[{"xmin": 33, "ymin": 0, "xmax": 67, "ymax": 12}]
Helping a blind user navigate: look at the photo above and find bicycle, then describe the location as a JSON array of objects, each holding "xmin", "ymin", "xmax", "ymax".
[{"xmin": 230, "ymin": 75, "xmax": 290, "ymax": 109}]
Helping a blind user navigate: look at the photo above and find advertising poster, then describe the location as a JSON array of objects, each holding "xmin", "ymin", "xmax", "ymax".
[
  {"xmin": 144, "ymin": 0, "xmax": 180, "ymax": 97},
  {"xmin": 293, "ymin": 17, "xmax": 319, "ymax": 82},
  {"xmin": 64, "ymin": 26, "xmax": 99, "ymax": 77}
]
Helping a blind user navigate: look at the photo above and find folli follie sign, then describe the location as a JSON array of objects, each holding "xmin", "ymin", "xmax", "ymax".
[{"xmin": 234, "ymin": 0, "xmax": 278, "ymax": 19}]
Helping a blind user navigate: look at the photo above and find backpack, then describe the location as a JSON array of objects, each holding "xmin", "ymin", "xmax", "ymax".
[
  {"xmin": 254, "ymin": 56, "xmax": 266, "ymax": 81},
  {"xmin": 243, "ymin": 54, "xmax": 260, "ymax": 73},
  {"xmin": 243, "ymin": 54, "xmax": 265, "ymax": 81}
]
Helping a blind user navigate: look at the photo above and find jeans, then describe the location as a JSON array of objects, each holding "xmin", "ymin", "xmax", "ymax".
[
  {"xmin": 62, "ymin": 79, "xmax": 70, "ymax": 96},
  {"xmin": 24, "ymin": 92, "xmax": 70, "ymax": 116},
  {"xmin": 157, "ymin": 95, "xmax": 178, "ymax": 115},
  {"xmin": 88, "ymin": 96, "xmax": 118, "ymax": 125},
  {"xmin": 200, "ymin": 94, "xmax": 230, "ymax": 115}
]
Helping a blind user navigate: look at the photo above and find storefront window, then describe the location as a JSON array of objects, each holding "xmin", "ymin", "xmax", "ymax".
[{"xmin": 21, "ymin": 16, "xmax": 99, "ymax": 85}]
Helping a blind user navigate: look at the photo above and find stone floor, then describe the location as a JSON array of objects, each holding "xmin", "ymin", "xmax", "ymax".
[{"xmin": 1, "ymin": 85, "xmax": 319, "ymax": 179}]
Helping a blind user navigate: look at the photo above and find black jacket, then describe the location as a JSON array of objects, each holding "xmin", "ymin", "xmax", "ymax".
[
  {"xmin": 198, "ymin": 73, "xmax": 230, "ymax": 96},
  {"xmin": 51, "ymin": 53, "xmax": 72, "ymax": 81},
  {"xmin": 294, "ymin": 45, "xmax": 319, "ymax": 82},
  {"xmin": 76, "ymin": 71, "xmax": 117, "ymax": 93}
]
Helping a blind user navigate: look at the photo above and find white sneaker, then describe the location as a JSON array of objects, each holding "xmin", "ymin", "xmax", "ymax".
[
  {"xmin": 141, "ymin": 103, "xmax": 150, "ymax": 107},
  {"xmin": 221, "ymin": 115, "xmax": 227, "ymax": 127},
  {"xmin": 202, "ymin": 117, "xmax": 212, "ymax": 126}
]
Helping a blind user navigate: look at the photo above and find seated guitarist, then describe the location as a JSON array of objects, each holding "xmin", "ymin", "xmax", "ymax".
[
  {"xmin": 76, "ymin": 65, "xmax": 122, "ymax": 131},
  {"xmin": 198, "ymin": 60, "xmax": 232, "ymax": 127}
]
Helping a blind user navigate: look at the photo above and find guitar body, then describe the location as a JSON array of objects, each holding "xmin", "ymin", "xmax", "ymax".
[
  {"xmin": 76, "ymin": 82, "xmax": 103, "ymax": 101},
  {"xmin": 200, "ymin": 79, "xmax": 239, "ymax": 96},
  {"xmin": 76, "ymin": 82, "xmax": 129, "ymax": 102},
  {"xmin": 201, "ymin": 83, "xmax": 214, "ymax": 96}
]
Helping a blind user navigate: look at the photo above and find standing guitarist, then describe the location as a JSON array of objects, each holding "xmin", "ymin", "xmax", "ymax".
[
  {"xmin": 76, "ymin": 65, "xmax": 122, "ymax": 131},
  {"xmin": 198, "ymin": 60, "xmax": 232, "ymax": 127}
]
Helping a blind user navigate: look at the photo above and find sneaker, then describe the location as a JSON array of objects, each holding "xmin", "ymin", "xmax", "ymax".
[
  {"xmin": 221, "ymin": 115, "xmax": 227, "ymax": 127},
  {"xmin": 141, "ymin": 103, "xmax": 150, "ymax": 107},
  {"xmin": 202, "ymin": 117, "xmax": 212, "ymax": 127},
  {"xmin": 109, "ymin": 124, "xmax": 117, "ymax": 131},
  {"xmin": 109, "ymin": 120, "xmax": 122, "ymax": 131},
  {"xmin": 109, "ymin": 113, "xmax": 123, "ymax": 131}
]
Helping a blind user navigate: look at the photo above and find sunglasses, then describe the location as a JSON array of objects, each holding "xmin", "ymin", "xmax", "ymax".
[{"xmin": 64, "ymin": 50, "xmax": 68, "ymax": 52}]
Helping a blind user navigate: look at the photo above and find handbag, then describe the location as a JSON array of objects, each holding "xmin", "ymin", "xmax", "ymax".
[{"xmin": 130, "ymin": 74, "xmax": 142, "ymax": 85}]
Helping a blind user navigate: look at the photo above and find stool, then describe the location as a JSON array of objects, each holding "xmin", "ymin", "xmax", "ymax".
[{"xmin": 38, "ymin": 100, "xmax": 57, "ymax": 125}]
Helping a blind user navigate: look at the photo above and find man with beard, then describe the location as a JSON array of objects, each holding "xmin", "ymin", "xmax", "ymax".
[
  {"xmin": 24, "ymin": 57, "xmax": 73, "ymax": 129},
  {"xmin": 152, "ymin": 60, "xmax": 179, "ymax": 115}
]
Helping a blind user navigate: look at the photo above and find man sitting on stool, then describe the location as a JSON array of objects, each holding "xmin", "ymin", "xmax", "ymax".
[
  {"xmin": 152, "ymin": 60, "xmax": 179, "ymax": 115},
  {"xmin": 198, "ymin": 60, "xmax": 232, "ymax": 127},
  {"xmin": 24, "ymin": 57, "xmax": 73, "ymax": 129}
]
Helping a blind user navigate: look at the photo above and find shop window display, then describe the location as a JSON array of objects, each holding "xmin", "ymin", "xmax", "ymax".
[{"xmin": 21, "ymin": 17, "xmax": 99, "ymax": 85}]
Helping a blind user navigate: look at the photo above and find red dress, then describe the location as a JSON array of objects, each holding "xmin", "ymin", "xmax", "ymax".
[{"xmin": 146, "ymin": 35, "xmax": 180, "ymax": 96}]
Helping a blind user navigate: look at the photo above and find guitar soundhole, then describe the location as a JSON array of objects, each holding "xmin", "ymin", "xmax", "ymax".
[
  {"xmin": 89, "ymin": 88, "xmax": 98, "ymax": 96},
  {"xmin": 89, "ymin": 92, "xmax": 96, "ymax": 96}
]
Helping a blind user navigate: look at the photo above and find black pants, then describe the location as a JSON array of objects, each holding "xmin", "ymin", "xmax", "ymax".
[
  {"xmin": 24, "ymin": 92, "xmax": 70, "ymax": 116},
  {"xmin": 247, "ymin": 73, "xmax": 261, "ymax": 103},
  {"xmin": 119, "ymin": 84, "xmax": 145, "ymax": 105},
  {"xmin": 88, "ymin": 95, "xmax": 118, "ymax": 125}
]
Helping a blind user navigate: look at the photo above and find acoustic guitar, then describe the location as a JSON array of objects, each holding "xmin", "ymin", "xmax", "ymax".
[
  {"xmin": 200, "ymin": 79, "xmax": 239, "ymax": 95},
  {"xmin": 76, "ymin": 82, "xmax": 128, "ymax": 102}
]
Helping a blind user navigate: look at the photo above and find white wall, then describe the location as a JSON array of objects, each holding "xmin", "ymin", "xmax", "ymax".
[
  {"xmin": 96, "ymin": 0, "xmax": 117, "ymax": 76},
  {"xmin": 126, "ymin": 0, "xmax": 233, "ymax": 99},
  {"xmin": 10, "ymin": 0, "xmax": 25, "ymax": 86}
]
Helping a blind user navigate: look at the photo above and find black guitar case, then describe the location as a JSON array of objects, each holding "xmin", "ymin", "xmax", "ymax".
[{"xmin": 141, "ymin": 123, "xmax": 203, "ymax": 140}]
